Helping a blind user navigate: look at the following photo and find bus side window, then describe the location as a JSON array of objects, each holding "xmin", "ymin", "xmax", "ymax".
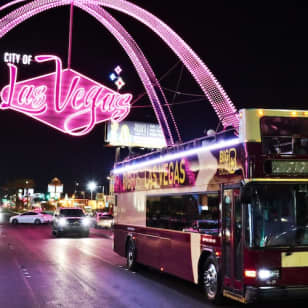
[
  {"xmin": 198, "ymin": 194, "xmax": 219, "ymax": 220},
  {"xmin": 147, "ymin": 193, "xmax": 219, "ymax": 232}
]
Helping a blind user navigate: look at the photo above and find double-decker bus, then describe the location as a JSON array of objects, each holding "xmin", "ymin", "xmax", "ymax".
[{"xmin": 112, "ymin": 109, "xmax": 308, "ymax": 304}]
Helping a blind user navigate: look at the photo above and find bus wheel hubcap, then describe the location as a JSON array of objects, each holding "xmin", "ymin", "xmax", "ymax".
[
  {"xmin": 128, "ymin": 248, "xmax": 134, "ymax": 266},
  {"xmin": 204, "ymin": 264, "xmax": 217, "ymax": 298}
]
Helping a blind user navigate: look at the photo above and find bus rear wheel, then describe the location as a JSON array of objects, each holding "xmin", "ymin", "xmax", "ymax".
[
  {"xmin": 202, "ymin": 256, "xmax": 223, "ymax": 304},
  {"xmin": 126, "ymin": 239, "xmax": 137, "ymax": 271}
]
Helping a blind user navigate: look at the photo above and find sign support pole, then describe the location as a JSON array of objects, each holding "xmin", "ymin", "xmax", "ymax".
[{"xmin": 67, "ymin": 1, "xmax": 74, "ymax": 69}]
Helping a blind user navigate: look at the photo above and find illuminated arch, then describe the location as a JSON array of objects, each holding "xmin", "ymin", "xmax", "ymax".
[
  {"xmin": 89, "ymin": 0, "xmax": 239, "ymax": 129},
  {"xmin": 75, "ymin": 2, "xmax": 182, "ymax": 145},
  {"xmin": 0, "ymin": 0, "xmax": 239, "ymax": 144}
]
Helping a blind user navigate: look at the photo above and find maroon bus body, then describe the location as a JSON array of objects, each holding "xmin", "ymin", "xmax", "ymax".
[{"xmin": 112, "ymin": 110, "xmax": 308, "ymax": 303}]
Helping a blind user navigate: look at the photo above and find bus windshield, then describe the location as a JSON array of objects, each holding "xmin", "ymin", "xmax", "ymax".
[
  {"xmin": 261, "ymin": 117, "xmax": 308, "ymax": 154},
  {"xmin": 246, "ymin": 183, "xmax": 308, "ymax": 248}
]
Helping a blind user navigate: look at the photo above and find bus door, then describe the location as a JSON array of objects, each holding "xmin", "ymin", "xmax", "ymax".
[{"xmin": 222, "ymin": 188, "xmax": 244, "ymax": 293}]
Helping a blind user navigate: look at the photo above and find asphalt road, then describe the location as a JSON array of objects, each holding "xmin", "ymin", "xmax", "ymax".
[{"xmin": 0, "ymin": 224, "xmax": 307, "ymax": 308}]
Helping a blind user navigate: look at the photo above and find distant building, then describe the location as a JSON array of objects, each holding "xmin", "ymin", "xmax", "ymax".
[{"xmin": 48, "ymin": 177, "xmax": 63, "ymax": 200}]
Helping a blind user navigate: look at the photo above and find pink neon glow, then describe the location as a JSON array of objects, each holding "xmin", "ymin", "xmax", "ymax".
[
  {"xmin": 0, "ymin": 0, "xmax": 27, "ymax": 12},
  {"xmin": 0, "ymin": 0, "xmax": 180, "ymax": 146},
  {"xmin": 0, "ymin": 54, "xmax": 132, "ymax": 136},
  {"xmin": 0, "ymin": 0, "xmax": 239, "ymax": 142}
]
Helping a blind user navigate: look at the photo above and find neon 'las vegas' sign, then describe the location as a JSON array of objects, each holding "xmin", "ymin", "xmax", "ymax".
[{"xmin": 0, "ymin": 55, "xmax": 133, "ymax": 136}]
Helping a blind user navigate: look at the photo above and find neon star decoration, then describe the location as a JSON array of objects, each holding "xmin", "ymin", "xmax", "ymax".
[
  {"xmin": 109, "ymin": 65, "xmax": 126, "ymax": 90},
  {"xmin": 115, "ymin": 77, "xmax": 125, "ymax": 90},
  {"xmin": 109, "ymin": 73, "xmax": 117, "ymax": 81},
  {"xmin": 114, "ymin": 65, "xmax": 122, "ymax": 75},
  {"xmin": 0, "ymin": 55, "xmax": 133, "ymax": 136}
]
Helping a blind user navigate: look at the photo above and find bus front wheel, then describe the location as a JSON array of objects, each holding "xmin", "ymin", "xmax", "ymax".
[
  {"xmin": 202, "ymin": 256, "xmax": 223, "ymax": 304},
  {"xmin": 126, "ymin": 239, "xmax": 137, "ymax": 271}
]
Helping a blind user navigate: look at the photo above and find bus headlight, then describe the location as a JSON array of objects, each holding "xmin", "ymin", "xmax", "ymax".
[
  {"xmin": 258, "ymin": 269, "xmax": 280, "ymax": 281},
  {"xmin": 58, "ymin": 218, "xmax": 67, "ymax": 227}
]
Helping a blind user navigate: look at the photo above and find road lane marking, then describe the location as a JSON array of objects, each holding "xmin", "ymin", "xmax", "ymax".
[{"xmin": 12, "ymin": 258, "xmax": 39, "ymax": 307}]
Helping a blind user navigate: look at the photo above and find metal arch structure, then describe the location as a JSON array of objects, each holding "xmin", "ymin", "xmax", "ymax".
[
  {"xmin": 75, "ymin": 2, "xmax": 182, "ymax": 145},
  {"xmin": 93, "ymin": 0, "xmax": 240, "ymax": 128},
  {"xmin": 0, "ymin": 0, "xmax": 239, "ymax": 145}
]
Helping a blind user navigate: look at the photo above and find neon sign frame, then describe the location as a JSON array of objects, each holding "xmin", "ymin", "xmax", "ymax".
[{"xmin": 0, "ymin": 55, "xmax": 133, "ymax": 136}]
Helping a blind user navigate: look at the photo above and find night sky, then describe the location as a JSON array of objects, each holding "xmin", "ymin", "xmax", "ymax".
[{"xmin": 1, "ymin": 1, "xmax": 308, "ymax": 193}]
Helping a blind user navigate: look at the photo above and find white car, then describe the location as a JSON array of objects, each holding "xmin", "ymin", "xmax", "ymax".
[
  {"xmin": 96, "ymin": 213, "xmax": 114, "ymax": 229},
  {"xmin": 9, "ymin": 211, "xmax": 49, "ymax": 225}
]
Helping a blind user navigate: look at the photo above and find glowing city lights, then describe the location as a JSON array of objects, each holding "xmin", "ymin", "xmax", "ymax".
[
  {"xmin": 87, "ymin": 181, "xmax": 97, "ymax": 200},
  {"xmin": 109, "ymin": 73, "xmax": 117, "ymax": 81}
]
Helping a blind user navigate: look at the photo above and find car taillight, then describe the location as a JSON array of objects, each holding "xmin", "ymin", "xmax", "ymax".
[{"xmin": 244, "ymin": 269, "xmax": 257, "ymax": 278}]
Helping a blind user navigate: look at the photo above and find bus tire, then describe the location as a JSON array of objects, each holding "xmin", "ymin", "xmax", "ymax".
[
  {"xmin": 202, "ymin": 256, "xmax": 223, "ymax": 304},
  {"xmin": 126, "ymin": 239, "xmax": 137, "ymax": 271}
]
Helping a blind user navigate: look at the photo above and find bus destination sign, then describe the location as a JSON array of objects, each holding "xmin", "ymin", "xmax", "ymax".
[{"xmin": 267, "ymin": 160, "xmax": 308, "ymax": 175}]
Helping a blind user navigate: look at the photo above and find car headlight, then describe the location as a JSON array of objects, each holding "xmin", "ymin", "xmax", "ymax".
[
  {"xmin": 58, "ymin": 217, "xmax": 67, "ymax": 227},
  {"xmin": 82, "ymin": 218, "xmax": 91, "ymax": 227},
  {"xmin": 258, "ymin": 269, "xmax": 280, "ymax": 281}
]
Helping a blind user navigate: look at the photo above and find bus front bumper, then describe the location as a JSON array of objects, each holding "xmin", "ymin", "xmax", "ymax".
[{"xmin": 246, "ymin": 285, "xmax": 308, "ymax": 303}]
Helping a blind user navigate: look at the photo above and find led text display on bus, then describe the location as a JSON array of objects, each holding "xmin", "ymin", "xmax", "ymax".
[{"xmin": 114, "ymin": 156, "xmax": 199, "ymax": 192}]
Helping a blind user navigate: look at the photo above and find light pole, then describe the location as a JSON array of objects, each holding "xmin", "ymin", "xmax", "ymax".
[
  {"xmin": 87, "ymin": 181, "xmax": 97, "ymax": 200},
  {"xmin": 74, "ymin": 181, "xmax": 79, "ymax": 196},
  {"xmin": 25, "ymin": 180, "xmax": 29, "ymax": 209}
]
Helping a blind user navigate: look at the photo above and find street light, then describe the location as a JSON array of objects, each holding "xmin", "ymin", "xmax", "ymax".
[
  {"xmin": 87, "ymin": 181, "xmax": 97, "ymax": 200},
  {"xmin": 25, "ymin": 180, "xmax": 29, "ymax": 209},
  {"xmin": 75, "ymin": 181, "xmax": 79, "ymax": 192}
]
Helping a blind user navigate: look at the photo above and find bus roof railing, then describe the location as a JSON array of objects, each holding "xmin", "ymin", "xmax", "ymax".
[{"xmin": 114, "ymin": 126, "xmax": 239, "ymax": 169}]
